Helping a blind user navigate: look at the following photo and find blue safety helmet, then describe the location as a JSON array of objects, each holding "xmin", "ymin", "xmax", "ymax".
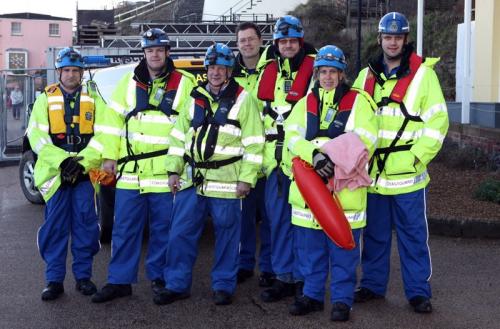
[
  {"xmin": 378, "ymin": 12, "xmax": 410, "ymax": 35},
  {"xmin": 273, "ymin": 15, "xmax": 304, "ymax": 40},
  {"xmin": 204, "ymin": 43, "xmax": 235, "ymax": 68},
  {"xmin": 55, "ymin": 47, "xmax": 84, "ymax": 69},
  {"xmin": 314, "ymin": 45, "xmax": 347, "ymax": 71},
  {"xmin": 141, "ymin": 28, "xmax": 170, "ymax": 49}
]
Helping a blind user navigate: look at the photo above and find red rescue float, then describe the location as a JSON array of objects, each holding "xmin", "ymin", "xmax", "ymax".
[{"xmin": 292, "ymin": 157, "xmax": 355, "ymax": 250}]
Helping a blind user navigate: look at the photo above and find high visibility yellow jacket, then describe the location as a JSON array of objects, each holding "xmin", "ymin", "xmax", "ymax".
[
  {"xmin": 232, "ymin": 49, "xmax": 263, "ymax": 92},
  {"xmin": 284, "ymin": 84, "xmax": 378, "ymax": 229},
  {"xmin": 166, "ymin": 79, "xmax": 264, "ymax": 199},
  {"xmin": 353, "ymin": 52, "xmax": 449, "ymax": 195},
  {"xmin": 27, "ymin": 82, "xmax": 107, "ymax": 201},
  {"xmin": 254, "ymin": 43, "xmax": 317, "ymax": 176},
  {"xmin": 101, "ymin": 59, "xmax": 196, "ymax": 193}
]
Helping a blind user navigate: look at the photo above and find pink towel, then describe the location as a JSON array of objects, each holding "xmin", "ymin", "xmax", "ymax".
[{"xmin": 320, "ymin": 132, "xmax": 372, "ymax": 192}]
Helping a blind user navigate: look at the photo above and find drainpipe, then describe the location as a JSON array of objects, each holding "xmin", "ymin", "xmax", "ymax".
[
  {"xmin": 461, "ymin": 0, "xmax": 471, "ymax": 124},
  {"xmin": 417, "ymin": 0, "xmax": 424, "ymax": 56}
]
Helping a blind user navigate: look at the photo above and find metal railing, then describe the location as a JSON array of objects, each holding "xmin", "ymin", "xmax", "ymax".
[
  {"xmin": 102, "ymin": 21, "xmax": 274, "ymax": 51},
  {"xmin": 114, "ymin": 0, "xmax": 177, "ymax": 24}
]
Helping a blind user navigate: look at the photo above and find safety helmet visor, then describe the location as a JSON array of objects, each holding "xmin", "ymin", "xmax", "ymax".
[
  {"xmin": 204, "ymin": 45, "xmax": 235, "ymax": 68},
  {"xmin": 55, "ymin": 48, "xmax": 84, "ymax": 69},
  {"xmin": 275, "ymin": 22, "xmax": 302, "ymax": 36},
  {"xmin": 315, "ymin": 54, "xmax": 346, "ymax": 70}
]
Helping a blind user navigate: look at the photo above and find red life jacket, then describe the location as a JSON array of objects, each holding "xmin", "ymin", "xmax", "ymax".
[
  {"xmin": 132, "ymin": 70, "xmax": 183, "ymax": 119},
  {"xmin": 363, "ymin": 52, "xmax": 424, "ymax": 183},
  {"xmin": 118, "ymin": 70, "xmax": 184, "ymax": 175},
  {"xmin": 305, "ymin": 86, "xmax": 358, "ymax": 140},
  {"xmin": 257, "ymin": 55, "xmax": 315, "ymax": 104},
  {"xmin": 191, "ymin": 83, "xmax": 244, "ymax": 130},
  {"xmin": 363, "ymin": 52, "xmax": 422, "ymax": 105},
  {"xmin": 188, "ymin": 82, "xmax": 246, "ymax": 188}
]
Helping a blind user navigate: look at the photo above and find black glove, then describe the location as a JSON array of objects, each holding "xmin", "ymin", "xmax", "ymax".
[
  {"xmin": 312, "ymin": 151, "xmax": 335, "ymax": 181},
  {"xmin": 60, "ymin": 156, "xmax": 84, "ymax": 184}
]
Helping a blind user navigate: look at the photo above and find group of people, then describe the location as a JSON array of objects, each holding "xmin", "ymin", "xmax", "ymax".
[{"xmin": 28, "ymin": 11, "xmax": 449, "ymax": 322}]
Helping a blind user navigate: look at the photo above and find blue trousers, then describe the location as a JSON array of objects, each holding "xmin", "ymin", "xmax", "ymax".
[
  {"xmin": 360, "ymin": 189, "xmax": 432, "ymax": 300},
  {"xmin": 296, "ymin": 226, "xmax": 361, "ymax": 307},
  {"xmin": 265, "ymin": 169, "xmax": 301, "ymax": 282},
  {"xmin": 165, "ymin": 187, "xmax": 242, "ymax": 294},
  {"xmin": 108, "ymin": 189, "xmax": 173, "ymax": 283},
  {"xmin": 239, "ymin": 178, "xmax": 272, "ymax": 273},
  {"xmin": 38, "ymin": 181, "xmax": 100, "ymax": 283}
]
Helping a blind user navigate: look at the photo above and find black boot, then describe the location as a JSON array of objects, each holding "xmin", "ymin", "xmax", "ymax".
[
  {"xmin": 354, "ymin": 287, "xmax": 384, "ymax": 303},
  {"xmin": 330, "ymin": 302, "xmax": 350, "ymax": 321},
  {"xmin": 75, "ymin": 279, "xmax": 97, "ymax": 296},
  {"xmin": 153, "ymin": 288, "xmax": 190, "ymax": 305},
  {"xmin": 289, "ymin": 295, "xmax": 324, "ymax": 315},
  {"xmin": 41, "ymin": 282, "xmax": 64, "ymax": 301},
  {"xmin": 237, "ymin": 269, "xmax": 254, "ymax": 284},
  {"xmin": 213, "ymin": 290, "xmax": 232, "ymax": 305},
  {"xmin": 91, "ymin": 283, "xmax": 132, "ymax": 303},
  {"xmin": 260, "ymin": 280, "xmax": 295, "ymax": 302},
  {"xmin": 258, "ymin": 272, "xmax": 275, "ymax": 287},
  {"xmin": 409, "ymin": 296, "xmax": 433, "ymax": 313},
  {"xmin": 295, "ymin": 281, "xmax": 304, "ymax": 299},
  {"xmin": 151, "ymin": 278, "xmax": 166, "ymax": 295}
]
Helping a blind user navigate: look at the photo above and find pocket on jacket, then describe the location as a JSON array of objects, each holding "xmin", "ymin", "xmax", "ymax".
[
  {"xmin": 152, "ymin": 155, "xmax": 167, "ymax": 175},
  {"xmin": 384, "ymin": 151, "xmax": 416, "ymax": 176}
]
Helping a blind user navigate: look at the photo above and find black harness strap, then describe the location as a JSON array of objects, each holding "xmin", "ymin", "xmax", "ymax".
[
  {"xmin": 369, "ymin": 97, "xmax": 423, "ymax": 183},
  {"xmin": 118, "ymin": 75, "xmax": 180, "ymax": 180}
]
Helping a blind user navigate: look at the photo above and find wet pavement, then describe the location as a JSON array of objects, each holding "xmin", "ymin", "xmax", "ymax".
[{"xmin": 1, "ymin": 164, "xmax": 499, "ymax": 329}]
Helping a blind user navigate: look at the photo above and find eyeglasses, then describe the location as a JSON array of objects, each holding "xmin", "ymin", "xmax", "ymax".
[
  {"xmin": 275, "ymin": 22, "xmax": 303, "ymax": 36},
  {"xmin": 238, "ymin": 36, "xmax": 259, "ymax": 44},
  {"xmin": 316, "ymin": 53, "xmax": 346, "ymax": 64}
]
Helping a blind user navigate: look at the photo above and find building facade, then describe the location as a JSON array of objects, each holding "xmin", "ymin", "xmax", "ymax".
[{"xmin": 0, "ymin": 13, "xmax": 72, "ymax": 71}]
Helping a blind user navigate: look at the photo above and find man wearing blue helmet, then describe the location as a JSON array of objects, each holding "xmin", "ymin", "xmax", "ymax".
[
  {"xmin": 92, "ymin": 28, "xmax": 196, "ymax": 303},
  {"xmin": 153, "ymin": 43, "xmax": 264, "ymax": 306},
  {"xmin": 255, "ymin": 14, "xmax": 317, "ymax": 304},
  {"xmin": 27, "ymin": 47, "xmax": 108, "ymax": 300},
  {"xmin": 353, "ymin": 12, "xmax": 449, "ymax": 314},
  {"xmin": 284, "ymin": 45, "xmax": 377, "ymax": 321}
]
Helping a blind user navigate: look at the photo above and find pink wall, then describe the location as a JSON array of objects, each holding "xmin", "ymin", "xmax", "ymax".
[{"xmin": 0, "ymin": 17, "xmax": 72, "ymax": 70}]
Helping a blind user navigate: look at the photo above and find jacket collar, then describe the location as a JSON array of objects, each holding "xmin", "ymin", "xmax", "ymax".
[{"xmin": 232, "ymin": 47, "xmax": 264, "ymax": 77}]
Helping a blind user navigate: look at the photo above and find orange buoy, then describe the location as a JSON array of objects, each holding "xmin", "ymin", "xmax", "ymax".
[{"xmin": 292, "ymin": 157, "xmax": 355, "ymax": 250}]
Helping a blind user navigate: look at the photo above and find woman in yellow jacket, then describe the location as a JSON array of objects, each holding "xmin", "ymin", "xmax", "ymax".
[{"xmin": 284, "ymin": 45, "xmax": 377, "ymax": 321}]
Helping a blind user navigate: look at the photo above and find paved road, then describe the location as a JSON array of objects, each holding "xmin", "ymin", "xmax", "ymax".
[{"xmin": 1, "ymin": 164, "xmax": 499, "ymax": 329}]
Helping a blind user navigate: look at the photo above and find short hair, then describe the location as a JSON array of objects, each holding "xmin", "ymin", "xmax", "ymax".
[{"xmin": 236, "ymin": 22, "xmax": 262, "ymax": 39}]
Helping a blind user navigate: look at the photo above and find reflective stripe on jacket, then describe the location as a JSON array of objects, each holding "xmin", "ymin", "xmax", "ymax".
[
  {"xmin": 166, "ymin": 81, "xmax": 264, "ymax": 199},
  {"xmin": 254, "ymin": 44, "xmax": 316, "ymax": 175},
  {"xmin": 27, "ymin": 82, "xmax": 107, "ymax": 201},
  {"xmin": 353, "ymin": 54, "xmax": 449, "ymax": 195},
  {"xmin": 102, "ymin": 68, "xmax": 196, "ymax": 193},
  {"xmin": 284, "ymin": 85, "xmax": 378, "ymax": 229}
]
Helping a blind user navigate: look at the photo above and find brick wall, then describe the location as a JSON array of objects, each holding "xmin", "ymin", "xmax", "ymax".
[{"xmin": 447, "ymin": 123, "xmax": 500, "ymax": 155}]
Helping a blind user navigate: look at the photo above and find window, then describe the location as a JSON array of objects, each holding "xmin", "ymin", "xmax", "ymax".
[
  {"xmin": 7, "ymin": 51, "xmax": 28, "ymax": 69},
  {"xmin": 49, "ymin": 23, "xmax": 60, "ymax": 36},
  {"xmin": 11, "ymin": 22, "xmax": 21, "ymax": 35}
]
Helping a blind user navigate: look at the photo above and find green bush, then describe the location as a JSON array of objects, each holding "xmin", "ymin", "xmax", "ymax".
[{"xmin": 474, "ymin": 179, "xmax": 500, "ymax": 204}]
